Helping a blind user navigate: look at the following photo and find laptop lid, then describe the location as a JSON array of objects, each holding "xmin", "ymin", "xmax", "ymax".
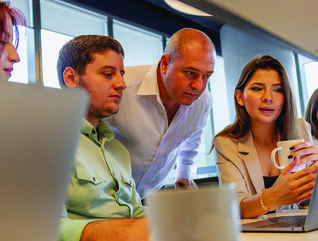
[
  {"xmin": 242, "ymin": 172, "xmax": 318, "ymax": 232},
  {"xmin": 0, "ymin": 82, "xmax": 88, "ymax": 241}
]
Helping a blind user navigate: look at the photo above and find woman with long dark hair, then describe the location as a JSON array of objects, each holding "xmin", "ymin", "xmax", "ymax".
[{"xmin": 213, "ymin": 55, "xmax": 318, "ymax": 218}]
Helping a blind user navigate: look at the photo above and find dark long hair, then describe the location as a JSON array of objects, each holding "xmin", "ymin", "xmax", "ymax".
[
  {"xmin": 0, "ymin": 1, "xmax": 26, "ymax": 55},
  {"xmin": 304, "ymin": 88, "xmax": 318, "ymax": 139},
  {"xmin": 215, "ymin": 55, "xmax": 298, "ymax": 141}
]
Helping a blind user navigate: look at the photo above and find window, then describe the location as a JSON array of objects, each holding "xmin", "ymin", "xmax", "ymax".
[
  {"xmin": 193, "ymin": 56, "xmax": 229, "ymax": 179},
  {"xmin": 304, "ymin": 61, "xmax": 318, "ymax": 98},
  {"xmin": 40, "ymin": 0, "xmax": 108, "ymax": 88},
  {"xmin": 40, "ymin": 0, "xmax": 107, "ymax": 37},
  {"xmin": 113, "ymin": 20, "xmax": 163, "ymax": 66},
  {"xmin": 296, "ymin": 53, "xmax": 318, "ymax": 111},
  {"xmin": 41, "ymin": 30, "xmax": 72, "ymax": 88}
]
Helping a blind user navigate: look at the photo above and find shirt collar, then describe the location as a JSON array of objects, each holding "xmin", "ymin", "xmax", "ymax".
[
  {"xmin": 137, "ymin": 62, "xmax": 160, "ymax": 97},
  {"xmin": 135, "ymin": 61, "xmax": 202, "ymax": 110},
  {"xmin": 81, "ymin": 119, "xmax": 115, "ymax": 143}
]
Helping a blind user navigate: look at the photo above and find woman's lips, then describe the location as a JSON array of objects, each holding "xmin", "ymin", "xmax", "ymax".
[
  {"xmin": 259, "ymin": 107, "xmax": 274, "ymax": 114},
  {"xmin": 3, "ymin": 67, "xmax": 13, "ymax": 76}
]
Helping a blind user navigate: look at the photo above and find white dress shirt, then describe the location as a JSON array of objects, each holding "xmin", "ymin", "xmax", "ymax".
[{"xmin": 105, "ymin": 63, "xmax": 212, "ymax": 198}]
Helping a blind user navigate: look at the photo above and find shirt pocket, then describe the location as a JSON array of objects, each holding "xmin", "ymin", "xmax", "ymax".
[
  {"xmin": 68, "ymin": 166, "xmax": 108, "ymax": 209},
  {"xmin": 118, "ymin": 173, "xmax": 135, "ymax": 203},
  {"xmin": 76, "ymin": 166, "xmax": 105, "ymax": 185}
]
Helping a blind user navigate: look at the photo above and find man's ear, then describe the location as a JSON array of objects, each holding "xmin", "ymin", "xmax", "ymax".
[
  {"xmin": 160, "ymin": 54, "xmax": 170, "ymax": 74},
  {"xmin": 235, "ymin": 89, "xmax": 245, "ymax": 106},
  {"xmin": 63, "ymin": 67, "xmax": 79, "ymax": 88}
]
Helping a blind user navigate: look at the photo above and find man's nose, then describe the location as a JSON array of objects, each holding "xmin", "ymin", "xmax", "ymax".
[
  {"xmin": 190, "ymin": 76, "xmax": 203, "ymax": 90},
  {"xmin": 114, "ymin": 75, "xmax": 126, "ymax": 90}
]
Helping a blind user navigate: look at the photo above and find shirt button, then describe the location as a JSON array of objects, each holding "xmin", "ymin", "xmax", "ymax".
[
  {"xmin": 144, "ymin": 177, "xmax": 148, "ymax": 181},
  {"xmin": 154, "ymin": 159, "xmax": 158, "ymax": 162},
  {"xmin": 92, "ymin": 129, "xmax": 96, "ymax": 134},
  {"xmin": 93, "ymin": 177, "xmax": 96, "ymax": 182}
]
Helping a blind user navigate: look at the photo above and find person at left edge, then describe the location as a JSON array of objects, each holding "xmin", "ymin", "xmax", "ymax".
[
  {"xmin": 57, "ymin": 35, "xmax": 148, "ymax": 241},
  {"xmin": 0, "ymin": 1, "xmax": 25, "ymax": 82}
]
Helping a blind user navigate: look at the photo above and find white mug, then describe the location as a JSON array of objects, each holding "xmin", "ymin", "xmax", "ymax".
[
  {"xmin": 271, "ymin": 139, "xmax": 306, "ymax": 171},
  {"xmin": 145, "ymin": 184, "xmax": 241, "ymax": 241}
]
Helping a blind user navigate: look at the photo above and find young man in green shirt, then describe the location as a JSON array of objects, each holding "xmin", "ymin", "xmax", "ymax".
[{"xmin": 57, "ymin": 35, "xmax": 148, "ymax": 241}]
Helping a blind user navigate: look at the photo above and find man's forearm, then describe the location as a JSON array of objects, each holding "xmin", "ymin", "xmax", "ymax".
[{"xmin": 80, "ymin": 217, "xmax": 149, "ymax": 241}]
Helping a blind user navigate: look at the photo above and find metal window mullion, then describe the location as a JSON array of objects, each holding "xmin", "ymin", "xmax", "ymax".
[
  {"xmin": 32, "ymin": 0, "xmax": 43, "ymax": 86},
  {"xmin": 293, "ymin": 52, "xmax": 305, "ymax": 116},
  {"xmin": 162, "ymin": 35, "xmax": 166, "ymax": 54},
  {"xmin": 107, "ymin": 17, "xmax": 113, "ymax": 38}
]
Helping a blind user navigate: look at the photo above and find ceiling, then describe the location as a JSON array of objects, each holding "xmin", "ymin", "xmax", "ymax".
[
  {"xmin": 64, "ymin": 0, "xmax": 226, "ymax": 55},
  {"xmin": 61, "ymin": 0, "xmax": 318, "ymax": 60},
  {"xmin": 144, "ymin": 0, "xmax": 224, "ymax": 32},
  {"xmin": 183, "ymin": 0, "xmax": 318, "ymax": 61}
]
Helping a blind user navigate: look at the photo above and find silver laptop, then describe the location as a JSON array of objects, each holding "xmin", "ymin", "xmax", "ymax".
[
  {"xmin": 0, "ymin": 82, "xmax": 88, "ymax": 241},
  {"xmin": 242, "ymin": 173, "xmax": 318, "ymax": 232}
]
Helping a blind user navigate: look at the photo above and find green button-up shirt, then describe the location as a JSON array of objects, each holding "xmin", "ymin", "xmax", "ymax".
[{"xmin": 59, "ymin": 119, "xmax": 146, "ymax": 241}]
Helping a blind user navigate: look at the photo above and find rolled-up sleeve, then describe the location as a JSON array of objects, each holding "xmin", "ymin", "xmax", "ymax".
[{"xmin": 59, "ymin": 206, "xmax": 93, "ymax": 241}]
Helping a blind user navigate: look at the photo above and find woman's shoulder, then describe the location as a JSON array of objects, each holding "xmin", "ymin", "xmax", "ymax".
[
  {"xmin": 296, "ymin": 117, "xmax": 308, "ymax": 126},
  {"xmin": 214, "ymin": 135, "xmax": 238, "ymax": 151},
  {"xmin": 213, "ymin": 134, "xmax": 249, "ymax": 167}
]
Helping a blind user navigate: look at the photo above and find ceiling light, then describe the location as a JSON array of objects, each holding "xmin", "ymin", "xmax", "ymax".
[{"xmin": 164, "ymin": 0, "xmax": 212, "ymax": 16}]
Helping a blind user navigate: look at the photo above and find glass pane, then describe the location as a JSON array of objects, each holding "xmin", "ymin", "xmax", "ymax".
[
  {"xmin": 40, "ymin": 0, "xmax": 107, "ymax": 36},
  {"xmin": 191, "ymin": 56, "xmax": 229, "ymax": 179},
  {"xmin": 41, "ymin": 30, "xmax": 72, "ymax": 88},
  {"xmin": 113, "ymin": 20, "xmax": 163, "ymax": 66},
  {"xmin": 10, "ymin": 0, "xmax": 32, "ymax": 27},
  {"xmin": 305, "ymin": 61, "xmax": 318, "ymax": 98},
  {"xmin": 211, "ymin": 56, "xmax": 230, "ymax": 134}
]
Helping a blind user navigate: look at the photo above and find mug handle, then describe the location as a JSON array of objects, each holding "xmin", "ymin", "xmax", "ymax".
[{"xmin": 271, "ymin": 147, "xmax": 285, "ymax": 169}]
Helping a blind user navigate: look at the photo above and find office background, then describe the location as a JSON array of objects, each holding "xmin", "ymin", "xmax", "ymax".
[{"xmin": 9, "ymin": 0, "xmax": 318, "ymax": 184}]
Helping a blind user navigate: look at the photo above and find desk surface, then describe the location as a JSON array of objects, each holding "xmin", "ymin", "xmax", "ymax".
[
  {"xmin": 241, "ymin": 231, "xmax": 318, "ymax": 241},
  {"xmin": 241, "ymin": 210, "xmax": 318, "ymax": 241}
]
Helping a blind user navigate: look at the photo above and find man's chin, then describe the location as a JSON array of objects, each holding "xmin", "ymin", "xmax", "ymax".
[
  {"xmin": 178, "ymin": 94, "xmax": 200, "ymax": 106},
  {"xmin": 178, "ymin": 99, "xmax": 196, "ymax": 106},
  {"xmin": 102, "ymin": 109, "xmax": 120, "ymax": 118},
  {"xmin": 111, "ymin": 109, "xmax": 120, "ymax": 115}
]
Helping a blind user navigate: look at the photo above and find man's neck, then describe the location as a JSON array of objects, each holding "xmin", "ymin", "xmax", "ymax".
[{"xmin": 85, "ymin": 115, "xmax": 100, "ymax": 130}]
